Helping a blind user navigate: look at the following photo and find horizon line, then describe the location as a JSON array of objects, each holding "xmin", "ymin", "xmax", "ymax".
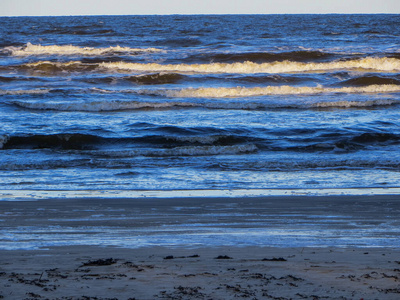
[{"xmin": 0, "ymin": 12, "xmax": 398, "ymax": 17}]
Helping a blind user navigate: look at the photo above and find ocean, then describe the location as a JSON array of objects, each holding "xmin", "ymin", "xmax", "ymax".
[
  {"xmin": 1, "ymin": 14, "xmax": 400, "ymax": 194},
  {"xmin": 1, "ymin": 15, "xmax": 400, "ymax": 250}
]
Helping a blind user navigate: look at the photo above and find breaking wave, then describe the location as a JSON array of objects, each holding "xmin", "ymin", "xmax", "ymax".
[
  {"xmin": 5, "ymin": 43, "xmax": 163, "ymax": 56},
  {"xmin": 9, "ymin": 57, "xmax": 400, "ymax": 75},
  {"xmin": 100, "ymin": 57, "xmax": 400, "ymax": 73},
  {"xmin": 137, "ymin": 84, "xmax": 400, "ymax": 98}
]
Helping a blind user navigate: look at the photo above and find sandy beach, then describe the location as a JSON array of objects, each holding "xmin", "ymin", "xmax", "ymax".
[
  {"xmin": 1, "ymin": 195, "xmax": 400, "ymax": 299},
  {"xmin": 2, "ymin": 10, "xmax": 400, "ymax": 300},
  {"xmin": 1, "ymin": 245, "xmax": 400, "ymax": 299}
]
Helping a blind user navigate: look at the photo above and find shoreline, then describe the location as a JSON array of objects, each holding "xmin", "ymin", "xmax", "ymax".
[
  {"xmin": 1, "ymin": 187, "xmax": 400, "ymax": 201},
  {"xmin": 1, "ymin": 194, "xmax": 400, "ymax": 250}
]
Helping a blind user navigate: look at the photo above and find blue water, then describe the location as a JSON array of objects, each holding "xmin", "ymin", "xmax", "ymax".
[{"xmin": 1, "ymin": 14, "xmax": 400, "ymax": 192}]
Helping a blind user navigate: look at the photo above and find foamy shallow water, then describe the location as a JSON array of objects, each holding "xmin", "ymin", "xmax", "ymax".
[
  {"xmin": 1, "ymin": 191, "xmax": 400, "ymax": 250},
  {"xmin": 1, "ymin": 187, "xmax": 400, "ymax": 201}
]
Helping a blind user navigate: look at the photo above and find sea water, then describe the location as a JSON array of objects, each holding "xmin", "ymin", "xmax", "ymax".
[
  {"xmin": 2, "ymin": 15, "xmax": 400, "ymax": 249},
  {"xmin": 1, "ymin": 14, "xmax": 400, "ymax": 193}
]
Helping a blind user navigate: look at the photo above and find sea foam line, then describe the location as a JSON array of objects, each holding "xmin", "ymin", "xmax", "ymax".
[
  {"xmin": 0, "ymin": 89, "xmax": 51, "ymax": 95},
  {"xmin": 7, "ymin": 43, "xmax": 163, "ymax": 56},
  {"xmin": 137, "ymin": 84, "xmax": 400, "ymax": 98},
  {"xmin": 1, "ymin": 188, "xmax": 400, "ymax": 201},
  {"xmin": 100, "ymin": 57, "xmax": 400, "ymax": 73}
]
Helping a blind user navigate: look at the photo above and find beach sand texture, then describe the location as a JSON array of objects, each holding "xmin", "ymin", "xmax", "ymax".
[
  {"xmin": 1, "ymin": 195, "xmax": 400, "ymax": 299},
  {"xmin": 1, "ymin": 246, "xmax": 400, "ymax": 299}
]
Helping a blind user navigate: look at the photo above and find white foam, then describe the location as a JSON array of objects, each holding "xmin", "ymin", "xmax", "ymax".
[
  {"xmin": 139, "ymin": 84, "xmax": 400, "ymax": 98},
  {"xmin": 0, "ymin": 89, "xmax": 51, "ymax": 95},
  {"xmin": 24, "ymin": 60, "xmax": 89, "ymax": 69},
  {"xmin": 100, "ymin": 57, "xmax": 400, "ymax": 74},
  {"xmin": 8, "ymin": 43, "xmax": 163, "ymax": 56},
  {"xmin": 2, "ymin": 187, "xmax": 400, "ymax": 201}
]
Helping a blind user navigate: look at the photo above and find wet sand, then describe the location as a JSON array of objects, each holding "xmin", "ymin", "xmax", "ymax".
[
  {"xmin": 1, "ymin": 195, "xmax": 400, "ymax": 299},
  {"xmin": 1, "ymin": 246, "xmax": 400, "ymax": 299}
]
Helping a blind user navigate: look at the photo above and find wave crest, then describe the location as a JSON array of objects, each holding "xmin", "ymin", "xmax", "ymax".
[
  {"xmin": 6, "ymin": 43, "xmax": 163, "ymax": 56},
  {"xmin": 11, "ymin": 97, "xmax": 398, "ymax": 112},
  {"xmin": 139, "ymin": 85, "xmax": 400, "ymax": 98},
  {"xmin": 11, "ymin": 57, "xmax": 400, "ymax": 75},
  {"xmin": 100, "ymin": 57, "xmax": 400, "ymax": 74}
]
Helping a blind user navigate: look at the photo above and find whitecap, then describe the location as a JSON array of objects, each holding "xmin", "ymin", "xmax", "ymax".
[
  {"xmin": 137, "ymin": 84, "xmax": 400, "ymax": 98},
  {"xmin": 100, "ymin": 57, "xmax": 400, "ymax": 74},
  {"xmin": 7, "ymin": 43, "xmax": 163, "ymax": 56}
]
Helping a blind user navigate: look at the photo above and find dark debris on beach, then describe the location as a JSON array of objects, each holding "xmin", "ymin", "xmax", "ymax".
[{"xmin": 80, "ymin": 258, "xmax": 118, "ymax": 267}]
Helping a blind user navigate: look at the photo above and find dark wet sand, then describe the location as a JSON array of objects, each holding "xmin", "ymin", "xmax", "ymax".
[{"xmin": 2, "ymin": 195, "xmax": 400, "ymax": 234}]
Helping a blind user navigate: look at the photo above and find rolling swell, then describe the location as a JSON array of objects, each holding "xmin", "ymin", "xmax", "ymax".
[
  {"xmin": 16, "ymin": 61, "xmax": 98, "ymax": 75},
  {"xmin": 338, "ymin": 75, "xmax": 400, "ymax": 86},
  {"xmin": 7, "ymin": 57, "xmax": 400, "ymax": 75},
  {"xmin": 2, "ymin": 15, "xmax": 400, "ymax": 191},
  {"xmin": 193, "ymin": 50, "xmax": 340, "ymax": 63},
  {"xmin": 80, "ymin": 73, "xmax": 185, "ymax": 85},
  {"xmin": 93, "ymin": 144, "xmax": 258, "ymax": 158},
  {"xmin": 211, "ymin": 158, "xmax": 400, "ymax": 172},
  {"xmin": 1, "ymin": 132, "xmax": 258, "ymax": 157},
  {"xmin": 10, "ymin": 99, "xmax": 198, "ymax": 111},
  {"xmin": 40, "ymin": 26, "xmax": 116, "ymax": 36},
  {"xmin": 289, "ymin": 132, "xmax": 400, "ymax": 152},
  {"xmin": 10, "ymin": 97, "xmax": 399, "ymax": 112},
  {"xmin": 0, "ymin": 76, "xmax": 41, "ymax": 82},
  {"xmin": 125, "ymin": 73, "xmax": 185, "ymax": 85},
  {"xmin": 3, "ymin": 128, "xmax": 398, "ymax": 153},
  {"xmin": 2, "ymin": 134, "xmax": 103, "ymax": 150}
]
